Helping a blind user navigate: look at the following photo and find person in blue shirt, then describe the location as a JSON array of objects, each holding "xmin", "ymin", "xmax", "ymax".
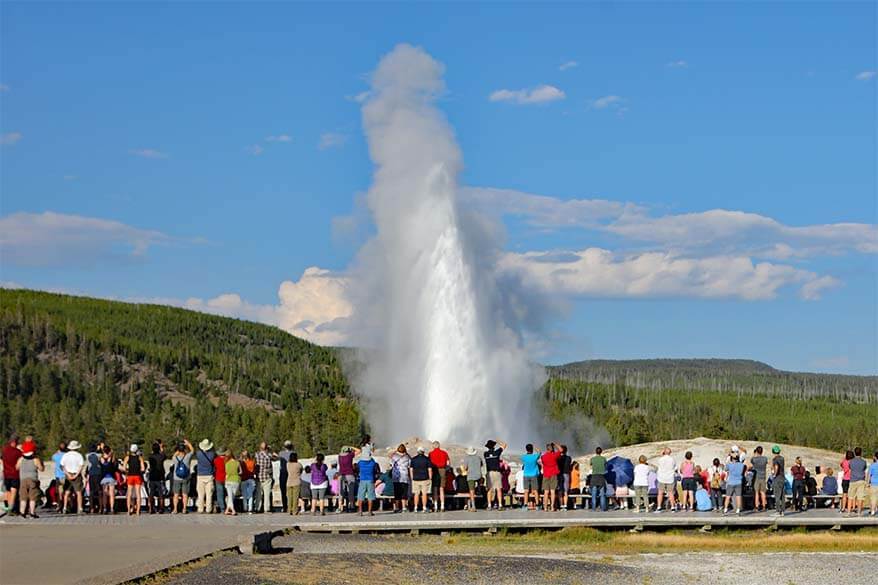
[
  {"xmin": 869, "ymin": 451, "xmax": 878, "ymax": 517},
  {"xmin": 356, "ymin": 456, "xmax": 379, "ymax": 516},
  {"xmin": 723, "ymin": 455, "xmax": 746, "ymax": 515},
  {"xmin": 520, "ymin": 443, "xmax": 541, "ymax": 510}
]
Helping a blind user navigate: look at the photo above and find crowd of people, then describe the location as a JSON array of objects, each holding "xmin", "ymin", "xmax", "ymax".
[{"xmin": 2, "ymin": 432, "xmax": 877, "ymax": 519}]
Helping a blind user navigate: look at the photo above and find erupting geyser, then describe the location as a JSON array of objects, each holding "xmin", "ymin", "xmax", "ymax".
[{"xmin": 347, "ymin": 44, "xmax": 543, "ymax": 446}]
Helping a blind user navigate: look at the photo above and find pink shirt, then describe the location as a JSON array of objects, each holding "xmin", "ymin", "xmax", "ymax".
[
  {"xmin": 840, "ymin": 459, "xmax": 851, "ymax": 481},
  {"xmin": 680, "ymin": 460, "xmax": 695, "ymax": 479}
]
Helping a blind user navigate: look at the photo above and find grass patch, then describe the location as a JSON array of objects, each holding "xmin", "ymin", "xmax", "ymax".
[{"xmin": 449, "ymin": 526, "xmax": 878, "ymax": 554}]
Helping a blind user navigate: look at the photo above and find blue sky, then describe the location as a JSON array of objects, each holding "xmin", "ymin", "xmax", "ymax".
[{"xmin": 1, "ymin": 2, "xmax": 875, "ymax": 374}]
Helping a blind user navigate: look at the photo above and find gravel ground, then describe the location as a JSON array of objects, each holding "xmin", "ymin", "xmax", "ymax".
[{"xmin": 157, "ymin": 534, "xmax": 876, "ymax": 585}]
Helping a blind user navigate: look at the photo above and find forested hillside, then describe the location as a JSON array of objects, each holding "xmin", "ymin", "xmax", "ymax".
[
  {"xmin": 0, "ymin": 289, "xmax": 364, "ymax": 456},
  {"xmin": 549, "ymin": 358, "xmax": 877, "ymax": 404}
]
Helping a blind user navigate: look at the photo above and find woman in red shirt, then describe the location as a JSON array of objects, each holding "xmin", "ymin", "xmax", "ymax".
[{"xmin": 213, "ymin": 452, "xmax": 226, "ymax": 514}]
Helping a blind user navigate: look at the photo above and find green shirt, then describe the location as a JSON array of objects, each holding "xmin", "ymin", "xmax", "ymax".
[
  {"xmin": 590, "ymin": 455, "xmax": 607, "ymax": 476},
  {"xmin": 225, "ymin": 459, "xmax": 240, "ymax": 482}
]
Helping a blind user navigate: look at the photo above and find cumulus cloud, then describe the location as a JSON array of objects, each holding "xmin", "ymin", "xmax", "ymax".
[
  {"xmin": 855, "ymin": 70, "xmax": 876, "ymax": 81},
  {"xmin": 318, "ymin": 132, "xmax": 348, "ymax": 150},
  {"xmin": 559, "ymin": 61, "xmax": 578, "ymax": 71},
  {"xmin": 489, "ymin": 84, "xmax": 566, "ymax": 104},
  {"xmin": 499, "ymin": 248, "xmax": 839, "ymax": 301},
  {"xmin": 0, "ymin": 211, "xmax": 171, "ymax": 267},
  {"xmin": 129, "ymin": 148, "xmax": 168, "ymax": 159},
  {"xmin": 462, "ymin": 187, "xmax": 635, "ymax": 228},
  {"xmin": 1, "ymin": 132, "xmax": 22, "ymax": 146}
]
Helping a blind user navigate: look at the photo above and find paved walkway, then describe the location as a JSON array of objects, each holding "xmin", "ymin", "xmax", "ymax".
[{"xmin": 1, "ymin": 508, "xmax": 875, "ymax": 585}]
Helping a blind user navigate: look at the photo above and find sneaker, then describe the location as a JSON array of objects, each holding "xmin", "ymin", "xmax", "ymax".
[
  {"xmin": 735, "ymin": 509, "xmax": 741, "ymax": 515},
  {"xmin": 653, "ymin": 509, "xmax": 663, "ymax": 514},
  {"xmin": 31, "ymin": 513, "xmax": 39, "ymax": 519}
]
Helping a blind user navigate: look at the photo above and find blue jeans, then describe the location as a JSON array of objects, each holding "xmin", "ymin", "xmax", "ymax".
[
  {"xmin": 242, "ymin": 479, "xmax": 256, "ymax": 512},
  {"xmin": 215, "ymin": 480, "xmax": 226, "ymax": 512},
  {"xmin": 590, "ymin": 483, "xmax": 607, "ymax": 511}
]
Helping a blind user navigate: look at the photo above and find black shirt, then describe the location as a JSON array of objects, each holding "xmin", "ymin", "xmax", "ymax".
[
  {"xmin": 484, "ymin": 448, "xmax": 503, "ymax": 472},
  {"xmin": 148, "ymin": 453, "xmax": 166, "ymax": 481},
  {"xmin": 558, "ymin": 454, "xmax": 572, "ymax": 474},
  {"xmin": 410, "ymin": 454, "xmax": 431, "ymax": 481}
]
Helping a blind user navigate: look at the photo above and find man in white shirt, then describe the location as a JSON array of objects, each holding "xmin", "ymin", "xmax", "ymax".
[
  {"xmin": 60, "ymin": 440, "xmax": 86, "ymax": 514},
  {"xmin": 654, "ymin": 447, "xmax": 678, "ymax": 513}
]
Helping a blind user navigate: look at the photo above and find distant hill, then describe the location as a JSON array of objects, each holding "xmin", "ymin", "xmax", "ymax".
[
  {"xmin": 548, "ymin": 358, "xmax": 877, "ymax": 403},
  {"xmin": 0, "ymin": 288, "xmax": 364, "ymax": 456}
]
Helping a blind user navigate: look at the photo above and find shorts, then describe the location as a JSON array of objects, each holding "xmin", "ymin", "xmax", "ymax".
[
  {"xmin": 681, "ymin": 478, "xmax": 698, "ymax": 492},
  {"xmin": 727, "ymin": 484, "xmax": 742, "ymax": 497},
  {"xmin": 3, "ymin": 478, "xmax": 20, "ymax": 491},
  {"xmin": 487, "ymin": 471, "xmax": 502, "ymax": 491},
  {"xmin": 412, "ymin": 479, "xmax": 431, "ymax": 497},
  {"xmin": 467, "ymin": 479, "xmax": 478, "ymax": 492},
  {"xmin": 524, "ymin": 476, "xmax": 539, "ymax": 492},
  {"xmin": 357, "ymin": 480, "xmax": 376, "ymax": 501},
  {"xmin": 435, "ymin": 467, "xmax": 447, "ymax": 488},
  {"xmin": 559, "ymin": 473, "xmax": 571, "ymax": 493},
  {"xmin": 543, "ymin": 475, "xmax": 558, "ymax": 491},
  {"xmin": 841, "ymin": 479, "xmax": 850, "ymax": 494},
  {"xmin": 658, "ymin": 482, "xmax": 675, "ymax": 496},
  {"xmin": 392, "ymin": 481, "xmax": 409, "ymax": 500},
  {"xmin": 171, "ymin": 479, "xmax": 190, "ymax": 495},
  {"xmin": 20, "ymin": 478, "xmax": 40, "ymax": 501},
  {"xmin": 64, "ymin": 476, "xmax": 84, "ymax": 492},
  {"xmin": 100, "ymin": 477, "xmax": 116, "ymax": 487},
  {"xmin": 148, "ymin": 480, "xmax": 165, "ymax": 498},
  {"xmin": 848, "ymin": 480, "xmax": 866, "ymax": 502},
  {"xmin": 311, "ymin": 487, "xmax": 327, "ymax": 501},
  {"xmin": 871, "ymin": 485, "xmax": 878, "ymax": 508},
  {"xmin": 753, "ymin": 477, "xmax": 767, "ymax": 493},
  {"xmin": 127, "ymin": 475, "xmax": 143, "ymax": 487}
]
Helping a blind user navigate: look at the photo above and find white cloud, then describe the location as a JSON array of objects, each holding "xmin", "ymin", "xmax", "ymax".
[
  {"xmin": 855, "ymin": 70, "xmax": 876, "ymax": 81},
  {"xmin": 0, "ymin": 211, "xmax": 171, "ymax": 267},
  {"xmin": 244, "ymin": 144, "xmax": 264, "ymax": 156},
  {"xmin": 499, "ymin": 248, "xmax": 837, "ymax": 301},
  {"xmin": 462, "ymin": 187, "xmax": 635, "ymax": 228},
  {"xmin": 489, "ymin": 84, "xmax": 566, "ymax": 105},
  {"xmin": 265, "ymin": 134, "xmax": 292, "ymax": 142},
  {"xmin": 1, "ymin": 132, "xmax": 22, "ymax": 146},
  {"xmin": 346, "ymin": 91, "xmax": 371, "ymax": 103},
  {"xmin": 666, "ymin": 60, "xmax": 688, "ymax": 68},
  {"xmin": 559, "ymin": 61, "xmax": 578, "ymax": 71},
  {"xmin": 318, "ymin": 132, "xmax": 347, "ymax": 150},
  {"xmin": 129, "ymin": 148, "xmax": 168, "ymax": 159},
  {"xmin": 591, "ymin": 95, "xmax": 623, "ymax": 109}
]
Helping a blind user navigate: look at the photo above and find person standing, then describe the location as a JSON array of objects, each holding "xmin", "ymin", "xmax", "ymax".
[
  {"xmin": 15, "ymin": 440, "xmax": 44, "ymax": 518},
  {"xmin": 336, "ymin": 446, "xmax": 356, "ymax": 513},
  {"xmin": 213, "ymin": 448, "xmax": 226, "ymax": 513},
  {"xmin": 708, "ymin": 458, "xmax": 725, "ymax": 512},
  {"xmin": 147, "ymin": 442, "xmax": 166, "ymax": 514},
  {"xmin": 790, "ymin": 457, "xmax": 806, "ymax": 512},
  {"xmin": 410, "ymin": 446, "xmax": 432, "ymax": 513},
  {"xmin": 484, "ymin": 439, "xmax": 507, "ymax": 511},
  {"xmin": 770, "ymin": 445, "xmax": 786, "ymax": 516},
  {"xmin": 240, "ymin": 450, "xmax": 257, "ymax": 513},
  {"xmin": 277, "ymin": 441, "xmax": 293, "ymax": 513},
  {"xmin": 868, "ymin": 451, "xmax": 878, "ymax": 517},
  {"xmin": 1, "ymin": 434, "xmax": 21, "ymax": 518},
  {"xmin": 654, "ymin": 448, "xmax": 677, "ymax": 513},
  {"xmin": 255, "ymin": 442, "xmax": 274, "ymax": 513},
  {"xmin": 51, "ymin": 442, "xmax": 67, "ymax": 509},
  {"xmin": 557, "ymin": 445, "xmax": 572, "ymax": 511},
  {"xmin": 309, "ymin": 453, "xmax": 329, "ymax": 516},
  {"xmin": 286, "ymin": 452, "xmax": 303, "ymax": 516},
  {"xmin": 123, "ymin": 444, "xmax": 145, "ymax": 516},
  {"xmin": 589, "ymin": 446, "xmax": 608, "ymax": 512},
  {"xmin": 390, "ymin": 444, "xmax": 412, "ymax": 513},
  {"xmin": 170, "ymin": 439, "xmax": 194, "ymax": 514},
  {"xmin": 632, "ymin": 455, "xmax": 650, "ymax": 513},
  {"xmin": 750, "ymin": 446, "xmax": 769, "ymax": 512},
  {"xmin": 839, "ymin": 450, "xmax": 853, "ymax": 512},
  {"xmin": 521, "ymin": 444, "xmax": 541, "ymax": 511},
  {"xmin": 194, "ymin": 439, "xmax": 215, "ymax": 513},
  {"xmin": 463, "ymin": 447, "xmax": 484, "ymax": 512},
  {"xmin": 723, "ymin": 455, "xmax": 745, "ymax": 514},
  {"xmin": 85, "ymin": 443, "xmax": 103, "ymax": 514},
  {"xmin": 356, "ymin": 453, "xmax": 378, "ymax": 516},
  {"xmin": 428, "ymin": 441, "xmax": 450, "ymax": 512},
  {"xmin": 846, "ymin": 447, "xmax": 868, "ymax": 516},
  {"xmin": 98, "ymin": 445, "xmax": 118, "ymax": 514},
  {"xmin": 223, "ymin": 450, "xmax": 240, "ymax": 515},
  {"xmin": 61, "ymin": 440, "xmax": 85, "ymax": 514},
  {"xmin": 540, "ymin": 443, "xmax": 561, "ymax": 512},
  {"xmin": 679, "ymin": 451, "xmax": 697, "ymax": 512}
]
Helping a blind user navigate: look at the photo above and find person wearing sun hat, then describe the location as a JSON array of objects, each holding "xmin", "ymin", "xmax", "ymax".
[
  {"xmin": 463, "ymin": 447, "xmax": 484, "ymax": 512},
  {"xmin": 123, "ymin": 444, "xmax": 145, "ymax": 515},
  {"xmin": 770, "ymin": 444, "xmax": 786, "ymax": 516},
  {"xmin": 194, "ymin": 438, "xmax": 216, "ymax": 513},
  {"xmin": 61, "ymin": 440, "xmax": 86, "ymax": 514},
  {"xmin": 16, "ymin": 439, "xmax": 44, "ymax": 518}
]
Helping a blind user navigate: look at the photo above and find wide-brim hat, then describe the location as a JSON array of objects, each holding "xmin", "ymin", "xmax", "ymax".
[
  {"xmin": 68, "ymin": 440, "xmax": 82, "ymax": 450},
  {"xmin": 130, "ymin": 444, "xmax": 139, "ymax": 453},
  {"xmin": 466, "ymin": 447, "xmax": 477, "ymax": 456},
  {"xmin": 199, "ymin": 439, "xmax": 214, "ymax": 451},
  {"xmin": 485, "ymin": 440, "xmax": 496, "ymax": 449}
]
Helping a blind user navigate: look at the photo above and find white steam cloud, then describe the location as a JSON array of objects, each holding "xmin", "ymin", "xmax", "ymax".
[{"xmin": 346, "ymin": 44, "xmax": 544, "ymax": 446}]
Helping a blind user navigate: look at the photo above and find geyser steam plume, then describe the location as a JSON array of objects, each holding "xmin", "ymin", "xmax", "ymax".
[{"xmin": 347, "ymin": 44, "xmax": 544, "ymax": 446}]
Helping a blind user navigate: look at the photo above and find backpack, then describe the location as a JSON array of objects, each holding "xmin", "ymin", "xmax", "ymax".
[
  {"xmin": 710, "ymin": 468, "xmax": 722, "ymax": 489},
  {"xmin": 175, "ymin": 456, "xmax": 190, "ymax": 480}
]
